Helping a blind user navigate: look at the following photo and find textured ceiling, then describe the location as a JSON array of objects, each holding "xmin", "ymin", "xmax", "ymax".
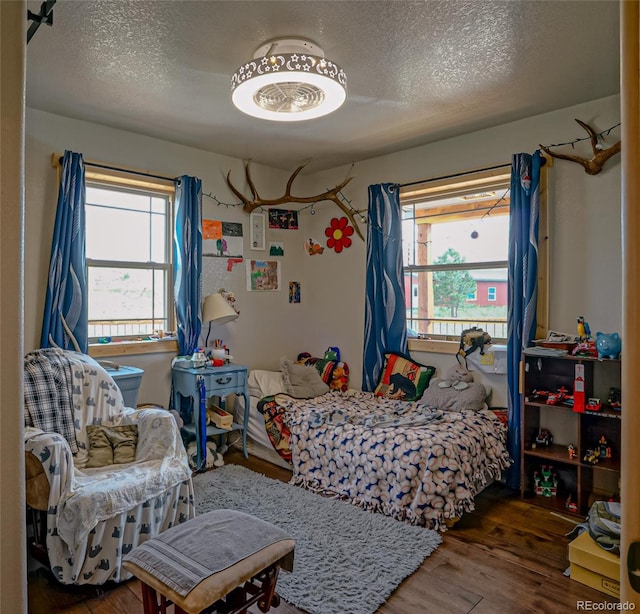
[{"xmin": 26, "ymin": 0, "xmax": 620, "ymax": 172}]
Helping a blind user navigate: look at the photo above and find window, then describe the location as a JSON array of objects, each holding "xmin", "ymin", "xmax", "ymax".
[
  {"xmin": 85, "ymin": 178, "xmax": 174, "ymax": 340},
  {"xmin": 402, "ymin": 167, "xmax": 511, "ymax": 342}
]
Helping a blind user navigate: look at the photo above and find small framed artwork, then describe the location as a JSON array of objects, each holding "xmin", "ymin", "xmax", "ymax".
[
  {"xmin": 269, "ymin": 242, "xmax": 284, "ymax": 256},
  {"xmin": 268, "ymin": 208, "xmax": 298, "ymax": 230},
  {"xmin": 250, "ymin": 212, "xmax": 266, "ymax": 251}
]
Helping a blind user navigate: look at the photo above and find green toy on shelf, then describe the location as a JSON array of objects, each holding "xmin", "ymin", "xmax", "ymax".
[{"xmin": 534, "ymin": 465, "xmax": 558, "ymax": 497}]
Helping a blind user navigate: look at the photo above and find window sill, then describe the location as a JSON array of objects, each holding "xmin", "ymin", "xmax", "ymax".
[
  {"xmin": 88, "ymin": 339, "xmax": 179, "ymax": 358},
  {"xmin": 408, "ymin": 338, "xmax": 460, "ymax": 355},
  {"xmin": 408, "ymin": 337, "xmax": 507, "ymax": 356}
]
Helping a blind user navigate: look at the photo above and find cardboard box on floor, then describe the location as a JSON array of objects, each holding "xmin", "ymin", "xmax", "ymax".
[{"xmin": 568, "ymin": 530, "xmax": 620, "ymax": 598}]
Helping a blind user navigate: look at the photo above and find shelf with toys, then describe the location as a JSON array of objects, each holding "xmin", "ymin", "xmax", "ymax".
[{"xmin": 520, "ymin": 348, "xmax": 621, "ymax": 516}]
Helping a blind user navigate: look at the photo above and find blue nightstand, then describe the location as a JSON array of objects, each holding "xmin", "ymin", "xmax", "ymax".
[{"xmin": 172, "ymin": 363, "xmax": 249, "ymax": 468}]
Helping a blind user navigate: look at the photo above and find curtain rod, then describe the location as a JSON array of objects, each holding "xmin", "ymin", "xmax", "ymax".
[
  {"xmin": 398, "ymin": 163, "xmax": 511, "ymax": 189},
  {"xmin": 57, "ymin": 156, "xmax": 178, "ymax": 183}
]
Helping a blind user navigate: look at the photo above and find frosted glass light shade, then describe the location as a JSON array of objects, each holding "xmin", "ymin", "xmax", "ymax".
[{"xmin": 231, "ymin": 37, "xmax": 347, "ymax": 122}]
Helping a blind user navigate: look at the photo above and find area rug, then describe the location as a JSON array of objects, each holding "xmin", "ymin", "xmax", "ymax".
[{"xmin": 193, "ymin": 464, "xmax": 442, "ymax": 614}]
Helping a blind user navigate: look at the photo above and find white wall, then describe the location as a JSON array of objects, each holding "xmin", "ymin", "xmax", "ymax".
[
  {"xmin": 302, "ymin": 95, "xmax": 621, "ymax": 396},
  {"xmin": 25, "ymin": 109, "xmax": 311, "ymax": 405},
  {"xmin": 25, "ymin": 95, "xmax": 621, "ymax": 404}
]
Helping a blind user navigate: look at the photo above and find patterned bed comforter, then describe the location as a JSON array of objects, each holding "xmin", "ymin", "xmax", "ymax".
[{"xmin": 262, "ymin": 390, "xmax": 512, "ymax": 531}]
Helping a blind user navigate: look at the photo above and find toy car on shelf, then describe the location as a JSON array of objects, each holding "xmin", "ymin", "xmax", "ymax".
[
  {"xmin": 583, "ymin": 448, "xmax": 600, "ymax": 464},
  {"xmin": 546, "ymin": 386, "xmax": 572, "ymax": 405},
  {"xmin": 585, "ymin": 397, "xmax": 602, "ymax": 411},
  {"xmin": 531, "ymin": 428, "xmax": 553, "ymax": 448},
  {"xmin": 529, "ymin": 389, "xmax": 551, "ymax": 402},
  {"xmin": 529, "ymin": 387, "xmax": 574, "ymax": 405}
]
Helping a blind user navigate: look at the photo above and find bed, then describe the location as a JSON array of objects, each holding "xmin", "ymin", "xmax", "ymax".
[{"xmin": 235, "ymin": 352, "xmax": 512, "ymax": 531}]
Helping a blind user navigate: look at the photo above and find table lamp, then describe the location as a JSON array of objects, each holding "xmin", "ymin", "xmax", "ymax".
[{"xmin": 202, "ymin": 292, "xmax": 238, "ymax": 349}]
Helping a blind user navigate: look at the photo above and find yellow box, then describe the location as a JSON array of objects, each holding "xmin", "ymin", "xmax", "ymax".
[
  {"xmin": 568, "ymin": 531, "xmax": 620, "ymax": 598},
  {"xmin": 207, "ymin": 405, "xmax": 233, "ymax": 429}
]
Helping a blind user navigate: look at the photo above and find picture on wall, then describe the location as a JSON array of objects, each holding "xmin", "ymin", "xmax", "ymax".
[
  {"xmin": 250, "ymin": 212, "xmax": 266, "ymax": 251},
  {"xmin": 289, "ymin": 281, "xmax": 301, "ymax": 303},
  {"xmin": 247, "ymin": 259, "xmax": 281, "ymax": 291},
  {"xmin": 203, "ymin": 220, "xmax": 244, "ymax": 257},
  {"xmin": 268, "ymin": 208, "xmax": 298, "ymax": 230},
  {"xmin": 269, "ymin": 242, "xmax": 284, "ymax": 256},
  {"xmin": 305, "ymin": 237, "xmax": 324, "ymax": 256}
]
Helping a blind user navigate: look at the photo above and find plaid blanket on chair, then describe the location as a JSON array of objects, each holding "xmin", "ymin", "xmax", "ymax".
[{"xmin": 24, "ymin": 348, "xmax": 78, "ymax": 453}]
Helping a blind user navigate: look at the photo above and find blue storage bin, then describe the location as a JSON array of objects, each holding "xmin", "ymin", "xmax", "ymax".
[{"xmin": 106, "ymin": 366, "xmax": 144, "ymax": 408}]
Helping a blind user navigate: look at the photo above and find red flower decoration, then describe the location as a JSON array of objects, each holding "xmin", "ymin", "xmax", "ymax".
[{"xmin": 325, "ymin": 217, "xmax": 354, "ymax": 253}]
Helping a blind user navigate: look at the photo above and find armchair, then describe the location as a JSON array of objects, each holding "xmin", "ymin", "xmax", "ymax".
[{"xmin": 24, "ymin": 349, "xmax": 195, "ymax": 585}]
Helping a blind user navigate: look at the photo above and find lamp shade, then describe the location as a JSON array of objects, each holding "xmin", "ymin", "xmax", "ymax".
[{"xmin": 202, "ymin": 293, "xmax": 238, "ymax": 325}]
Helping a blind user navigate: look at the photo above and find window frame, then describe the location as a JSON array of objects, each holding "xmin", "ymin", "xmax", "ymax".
[
  {"xmin": 403, "ymin": 163, "xmax": 549, "ymax": 353},
  {"xmin": 84, "ymin": 170, "xmax": 176, "ymax": 352}
]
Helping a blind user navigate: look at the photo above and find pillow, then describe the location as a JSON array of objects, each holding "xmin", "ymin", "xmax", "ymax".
[
  {"xmin": 373, "ymin": 352, "xmax": 435, "ymax": 401},
  {"xmin": 295, "ymin": 353, "xmax": 350, "ymax": 391},
  {"xmin": 248, "ymin": 370, "xmax": 287, "ymax": 399},
  {"xmin": 85, "ymin": 424, "xmax": 138, "ymax": 468},
  {"xmin": 281, "ymin": 359, "xmax": 330, "ymax": 399},
  {"xmin": 420, "ymin": 379, "xmax": 488, "ymax": 411}
]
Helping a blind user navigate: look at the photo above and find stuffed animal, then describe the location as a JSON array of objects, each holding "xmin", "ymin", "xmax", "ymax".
[
  {"xmin": 331, "ymin": 364, "xmax": 349, "ymax": 392},
  {"xmin": 186, "ymin": 440, "xmax": 224, "ymax": 471},
  {"xmin": 437, "ymin": 362, "xmax": 474, "ymax": 391}
]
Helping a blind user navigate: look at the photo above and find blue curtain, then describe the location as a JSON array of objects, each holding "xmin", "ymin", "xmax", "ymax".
[
  {"xmin": 362, "ymin": 183, "xmax": 408, "ymax": 391},
  {"xmin": 174, "ymin": 175, "xmax": 203, "ymax": 356},
  {"xmin": 506, "ymin": 151, "xmax": 542, "ymax": 489},
  {"xmin": 41, "ymin": 151, "xmax": 88, "ymax": 353}
]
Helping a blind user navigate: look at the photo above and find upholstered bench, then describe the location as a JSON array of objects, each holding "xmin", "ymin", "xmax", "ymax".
[{"xmin": 123, "ymin": 509, "xmax": 295, "ymax": 614}]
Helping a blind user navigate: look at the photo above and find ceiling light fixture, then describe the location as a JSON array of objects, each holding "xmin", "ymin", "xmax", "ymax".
[{"xmin": 231, "ymin": 37, "xmax": 347, "ymax": 122}]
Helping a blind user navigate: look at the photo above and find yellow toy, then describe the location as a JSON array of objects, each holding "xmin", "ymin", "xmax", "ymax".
[{"xmin": 577, "ymin": 316, "xmax": 591, "ymax": 340}]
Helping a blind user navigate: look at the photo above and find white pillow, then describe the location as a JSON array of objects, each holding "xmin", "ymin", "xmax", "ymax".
[{"xmin": 247, "ymin": 370, "xmax": 286, "ymax": 399}]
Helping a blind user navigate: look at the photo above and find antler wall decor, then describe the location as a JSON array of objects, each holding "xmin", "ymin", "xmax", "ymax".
[
  {"xmin": 226, "ymin": 160, "xmax": 363, "ymax": 240},
  {"xmin": 539, "ymin": 119, "xmax": 621, "ymax": 175}
]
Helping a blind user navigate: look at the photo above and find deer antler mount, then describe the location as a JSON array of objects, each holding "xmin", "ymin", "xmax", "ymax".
[
  {"xmin": 539, "ymin": 119, "xmax": 621, "ymax": 175},
  {"xmin": 226, "ymin": 161, "xmax": 363, "ymax": 240}
]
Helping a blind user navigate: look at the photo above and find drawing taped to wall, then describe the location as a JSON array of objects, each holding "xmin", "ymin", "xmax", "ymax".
[
  {"xmin": 203, "ymin": 220, "xmax": 243, "ymax": 257},
  {"xmin": 247, "ymin": 259, "xmax": 280, "ymax": 291},
  {"xmin": 305, "ymin": 237, "xmax": 324, "ymax": 256},
  {"xmin": 268, "ymin": 209, "xmax": 298, "ymax": 230},
  {"xmin": 289, "ymin": 281, "xmax": 301, "ymax": 303},
  {"xmin": 269, "ymin": 242, "xmax": 284, "ymax": 256}
]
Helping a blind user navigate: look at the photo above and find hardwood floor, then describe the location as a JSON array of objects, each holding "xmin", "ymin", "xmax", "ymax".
[{"xmin": 28, "ymin": 450, "xmax": 615, "ymax": 613}]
